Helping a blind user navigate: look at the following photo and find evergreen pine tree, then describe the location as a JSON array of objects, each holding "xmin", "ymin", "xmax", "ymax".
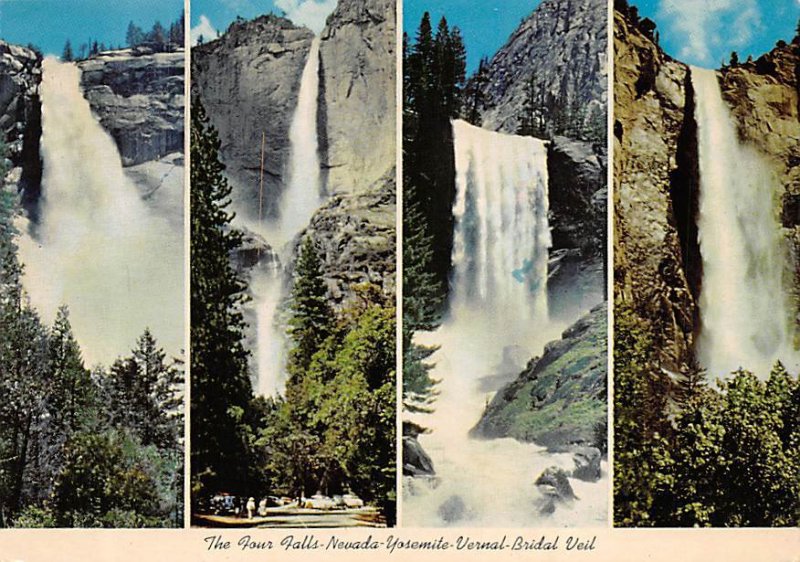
[
  {"xmin": 287, "ymin": 236, "xmax": 332, "ymax": 376},
  {"xmin": 61, "ymin": 40, "xmax": 74, "ymax": 62},
  {"xmin": 190, "ymin": 98, "xmax": 254, "ymax": 497}
]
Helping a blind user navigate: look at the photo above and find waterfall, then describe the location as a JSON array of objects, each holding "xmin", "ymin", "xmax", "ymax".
[
  {"xmin": 692, "ymin": 67, "xmax": 795, "ymax": 378},
  {"xmin": 17, "ymin": 58, "xmax": 183, "ymax": 366},
  {"xmin": 403, "ymin": 120, "xmax": 607, "ymax": 527},
  {"xmin": 450, "ymin": 119, "xmax": 551, "ymax": 320},
  {"xmin": 254, "ymin": 36, "xmax": 323, "ymax": 396}
]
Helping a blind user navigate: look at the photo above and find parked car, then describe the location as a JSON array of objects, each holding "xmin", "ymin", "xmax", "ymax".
[
  {"xmin": 342, "ymin": 494, "xmax": 364, "ymax": 508},
  {"xmin": 303, "ymin": 494, "xmax": 336, "ymax": 510},
  {"xmin": 209, "ymin": 494, "xmax": 238, "ymax": 515}
]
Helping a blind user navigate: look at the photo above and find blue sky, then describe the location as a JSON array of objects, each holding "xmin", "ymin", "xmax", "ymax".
[
  {"xmin": 190, "ymin": 0, "xmax": 336, "ymax": 44},
  {"xmin": 404, "ymin": 0, "xmax": 543, "ymax": 73},
  {"xmin": 633, "ymin": 0, "xmax": 799, "ymax": 68},
  {"xmin": 0, "ymin": 0, "xmax": 183, "ymax": 57}
]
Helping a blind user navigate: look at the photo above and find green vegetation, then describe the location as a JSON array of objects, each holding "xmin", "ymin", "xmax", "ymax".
[
  {"xmin": 614, "ymin": 299, "xmax": 800, "ymax": 527},
  {"xmin": 474, "ymin": 304, "xmax": 607, "ymax": 450},
  {"xmin": 190, "ymin": 99, "xmax": 396, "ymax": 523},
  {"xmin": 0, "ymin": 145, "xmax": 183, "ymax": 528}
]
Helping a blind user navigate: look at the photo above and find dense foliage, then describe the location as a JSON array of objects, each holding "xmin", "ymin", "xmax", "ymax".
[
  {"xmin": 614, "ymin": 299, "xmax": 800, "ymax": 527},
  {"xmin": 256, "ymin": 243, "xmax": 397, "ymax": 523},
  {"xmin": 0, "ymin": 144, "xmax": 183, "ymax": 528}
]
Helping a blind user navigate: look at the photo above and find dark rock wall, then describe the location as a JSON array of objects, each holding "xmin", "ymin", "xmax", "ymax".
[{"xmin": 0, "ymin": 42, "xmax": 42, "ymax": 208}]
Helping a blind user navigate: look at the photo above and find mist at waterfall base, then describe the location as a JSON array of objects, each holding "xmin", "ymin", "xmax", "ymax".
[
  {"xmin": 692, "ymin": 67, "xmax": 798, "ymax": 380},
  {"xmin": 17, "ymin": 58, "xmax": 183, "ymax": 366},
  {"xmin": 403, "ymin": 120, "xmax": 607, "ymax": 527},
  {"xmin": 249, "ymin": 36, "xmax": 324, "ymax": 397}
]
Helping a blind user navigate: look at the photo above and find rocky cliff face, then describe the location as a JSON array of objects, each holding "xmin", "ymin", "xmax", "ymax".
[
  {"xmin": 319, "ymin": 0, "xmax": 395, "ymax": 194},
  {"xmin": 613, "ymin": 11, "xmax": 695, "ymax": 369},
  {"xmin": 614, "ymin": 10, "xmax": 800, "ymax": 370},
  {"xmin": 471, "ymin": 301, "xmax": 607, "ymax": 449},
  {"xmin": 78, "ymin": 50, "xmax": 184, "ymax": 166},
  {"xmin": 303, "ymin": 170, "xmax": 395, "ymax": 302},
  {"xmin": 0, "ymin": 41, "xmax": 42, "ymax": 202},
  {"xmin": 476, "ymin": 0, "xmax": 607, "ymax": 135},
  {"xmin": 192, "ymin": 16, "xmax": 313, "ymax": 220}
]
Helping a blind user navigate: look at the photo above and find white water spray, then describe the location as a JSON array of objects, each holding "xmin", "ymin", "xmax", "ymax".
[
  {"xmin": 254, "ymin": 36, "xmax": 323, "ymax": 396},
  {"xmin": 18, "ymin": 58, "xmax": 183, "ymax": 366},
  {"xmin": 692, "ymin": 67, "xmax": 795, "ymax": 378},
  {"xmin": 403, "ymin": 120, "xmax": 607, "ymax": 527}
]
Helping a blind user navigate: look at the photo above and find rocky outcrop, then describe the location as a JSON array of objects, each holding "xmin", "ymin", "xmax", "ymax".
[
  {"xmin": 302, "ymin": 170, "xmax": 395, "ymax": 302},
  {"xmin": 534, "ymin": 466, "xmax": 576, "ymax": 515},
  {"xmin": 79, "ymin": 50, "xmax": 184, "ymax": 166},
  {"xmin": 319, "ymin": 0, "xmax": 395, "ymax": 194},
  {"xmin": 613, "ymin": 11, "xmax": 695, "ymax": 370},
  {"xmin": 0, "ymin": 41, "xmax": 42, "ymax": 202},
  {"xmin": 571, "ymin": 446, "xmax": 602, "ymax": 482},
  {"xmin": 403, "ymin": 436, "xmax": 435, "ymax": 477},
  {"xmin": 471, "ymin": 302, "xmax": 607, "ymax": 449},
  {"xmin": 192, "ymin": 15, "xmax": 313, "ymax": 220},
  {"xmin": 475, "ymin": 0, "xmax": 607, "ymax": 135}
]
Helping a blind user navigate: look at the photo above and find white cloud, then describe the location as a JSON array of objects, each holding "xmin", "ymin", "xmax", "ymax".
[
  {"xmin": 274, "ymin": 0, "xmax": 338, "ymax": 34},
  {"xmin": 658, "ymin": 0, "xmax": 762, "ymax": 65},
  {"xmin": 190, "ymin": 15, "xmax": 218, "ymax": 46}
]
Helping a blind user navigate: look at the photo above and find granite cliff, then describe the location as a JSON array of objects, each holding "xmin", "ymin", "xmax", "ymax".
[
  {"xmin": 78, "ymin": 50, "xmax": 185, "ymax": 167},
  {"xmin": 475, "ymin": 0, "xmax": 607, "ymax": 135},
  {"xmin": 192, "ymin": 16, "xmax": 313, "ymax": 219},
  {"xmin": 319, "ymin": 0, "xmax": 395, "ymax": 194},
  {"xmin": 0, "ymin": 42, "xmax": 42, "ymax": 205}
]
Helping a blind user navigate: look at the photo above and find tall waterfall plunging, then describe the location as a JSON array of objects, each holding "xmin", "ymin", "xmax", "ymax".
[
  {"xmin": 403, "ymin": 120, "xmax": 607, "ymax": 526},
  {"xmin": 17, "ymin": 58, "xmax": 183, "ymax": 365},
  {"xmin": 691, "ymin": 67, "xmax": 795, "ymax": 378},
  {"xmin": 254, "ymin": 36, "xmax": 323, "ymax": 396}
]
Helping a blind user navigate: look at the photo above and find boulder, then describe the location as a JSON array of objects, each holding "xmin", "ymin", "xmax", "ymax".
[
  {"xmin": 535, "ymin": 466, "xmax": 577, "ymax": 501},
  {"xmin": 438, "ymin": 495, "xmax": 469, "ymax": 524},
  {"xmin": 571, "ymin": 446, "xmax": 602, "ymax": 482},
  {"xmin": 402, "ymin": 436, "xmax": 435, "ymax": 477}
]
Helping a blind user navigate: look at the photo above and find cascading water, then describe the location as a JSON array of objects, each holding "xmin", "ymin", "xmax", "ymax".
[
  {"xmin": 17, "ymin": 58, "xmax": 183, "ymax": 366},
  {"xmin": 403, "ymin": 119, "xmax": 607, "ymax": 527},
  {"xmin": 692, "ymin": 67, "xmax": 795, "ymax": 378},
  {"xmin": 254, "ymin": 36, "xmax": 323, "ymax": 396}
]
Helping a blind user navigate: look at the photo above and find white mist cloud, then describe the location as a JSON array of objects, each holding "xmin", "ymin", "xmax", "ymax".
[
  {"xmin": 190, "ymin": 15, "xmax": 218, "ymax": 46},
  {"xmin": 659, "ymin": 0, "xmax": 762, "ymax": 65},
  {"xmin": 275, "ymin": 0, "xmax": 338, "ymax": 34}
]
